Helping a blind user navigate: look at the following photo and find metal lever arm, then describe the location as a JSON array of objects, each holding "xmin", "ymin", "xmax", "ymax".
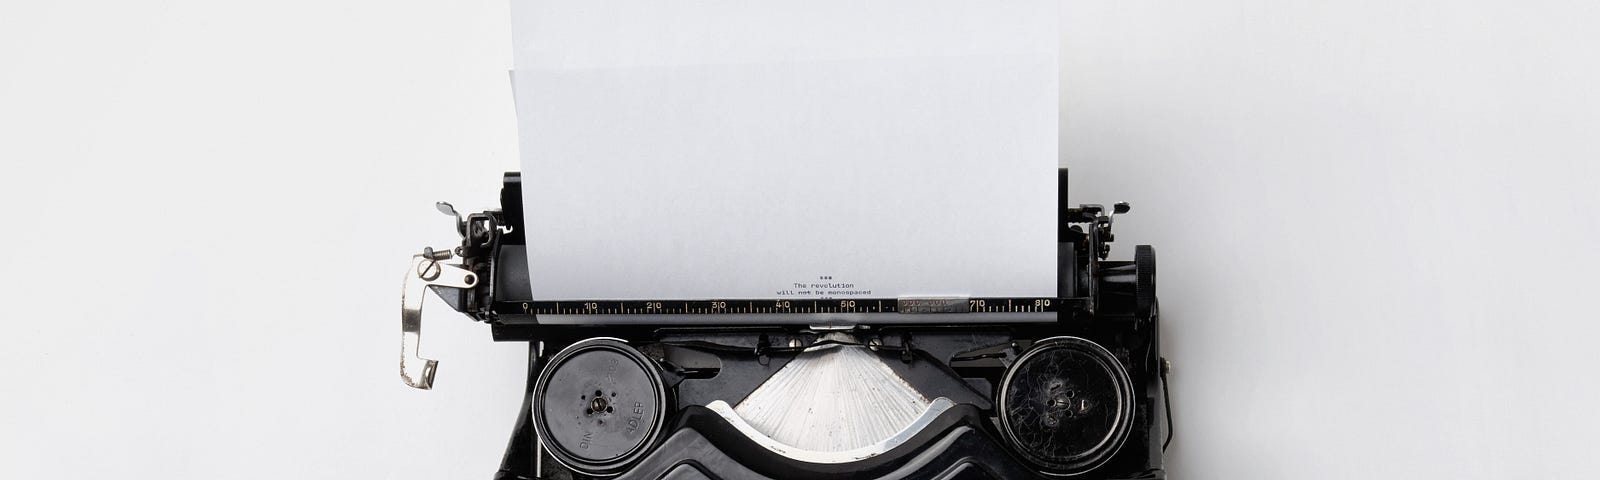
[{"xmin": 400, "ymin": 248, "xmax": 478, "ymax": 389}]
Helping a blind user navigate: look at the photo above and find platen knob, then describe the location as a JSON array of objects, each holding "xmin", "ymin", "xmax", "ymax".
[{"xmin": 1134, "ymin": 245, "xmax": 1156, "ymax": 319}]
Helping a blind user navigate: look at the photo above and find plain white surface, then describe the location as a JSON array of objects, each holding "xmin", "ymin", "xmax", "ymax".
[
  {"xmin": 515, "ymin": 57, "xmax": 1060, "ymax": 300},
  {"xmin": 1, "ymin": 1, "xmax": 1597, "ymax": 479},
  {"xmin": 512, "ymin": 0, "xmax": 1058, "ymax": 301},
  {"xmin": 514, "ymin": 5, "xmax": 1059, "ymax": 299},
  {"xmin": 510, "ymin": 0, "xmax": 1060, "ymax": 69}
]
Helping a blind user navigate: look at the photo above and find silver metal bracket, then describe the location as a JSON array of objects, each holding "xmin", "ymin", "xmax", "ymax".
[{"xmin": 400, "ymin": 247, "xmax": 478, "ymax": 389}]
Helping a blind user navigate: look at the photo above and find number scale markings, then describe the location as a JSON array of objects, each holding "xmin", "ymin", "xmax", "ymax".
[{"xmin": 525, "ymin": 298, "xmax": 1058, "ymax": 315}]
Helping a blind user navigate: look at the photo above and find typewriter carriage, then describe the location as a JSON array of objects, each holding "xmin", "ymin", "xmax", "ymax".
[{"xmin": 399, "ymin": 169, "xmax": 1170, "ymax": 479}]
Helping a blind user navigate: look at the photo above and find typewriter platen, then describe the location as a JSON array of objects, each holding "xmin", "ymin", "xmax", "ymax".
[{"xmin": 399, "ymin": 169, "xmax": 1171, "ymax": 479}]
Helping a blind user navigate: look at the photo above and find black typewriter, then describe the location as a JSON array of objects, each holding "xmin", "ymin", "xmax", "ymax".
[{"xmin": 397, "ymin": 169, "xmax": 1172, "ymax": 479}]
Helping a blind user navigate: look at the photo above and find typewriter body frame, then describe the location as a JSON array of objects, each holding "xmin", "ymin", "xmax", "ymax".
[{"xmin": 401, "ymin": 169, "xmax": 1170, "ymax": 480}]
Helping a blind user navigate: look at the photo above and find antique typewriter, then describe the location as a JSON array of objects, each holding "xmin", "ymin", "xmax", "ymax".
[{"xmin": 398, "ymin": 169, "xmax": 1172, "ymax": 479}]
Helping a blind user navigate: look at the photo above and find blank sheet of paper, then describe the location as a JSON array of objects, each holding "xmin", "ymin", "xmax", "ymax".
[{"xmin": 511, "ymin": 0, "xmax": 1058, "ymax": 301}]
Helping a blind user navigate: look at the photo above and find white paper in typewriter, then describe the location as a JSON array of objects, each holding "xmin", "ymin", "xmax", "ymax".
[{"xmin": 511, "ymin": 0, "xmax": 1059, "ymax": 301}]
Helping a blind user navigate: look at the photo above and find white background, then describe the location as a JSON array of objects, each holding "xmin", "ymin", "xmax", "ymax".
[{"xmin": 2, "ymin": 1, "xmax": 1597, "ymax": 479}]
